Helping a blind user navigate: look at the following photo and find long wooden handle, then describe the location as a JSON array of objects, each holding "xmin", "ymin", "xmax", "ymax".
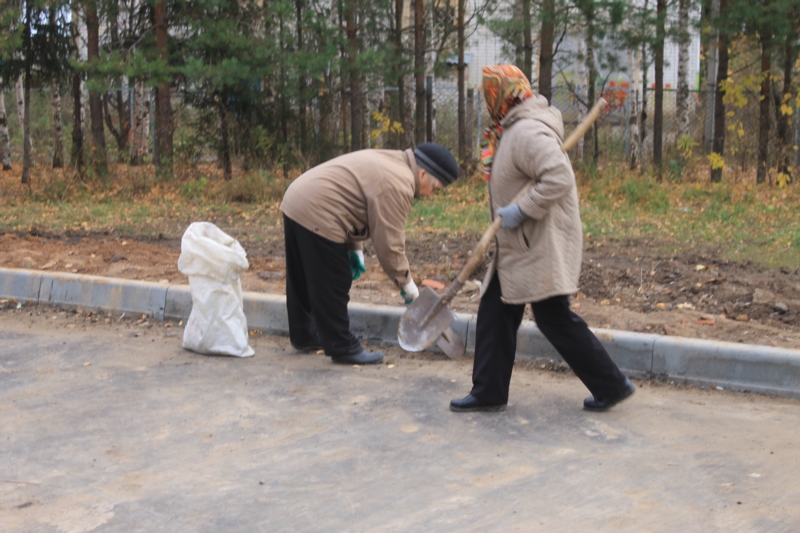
[{"xmin": 440, "ymin": 98, "xmax": 608, "ymax": 304}]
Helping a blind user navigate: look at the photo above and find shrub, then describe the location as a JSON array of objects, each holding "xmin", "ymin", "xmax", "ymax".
[{"xmin": 219, "ymin": 170, "xmax": 286, "ymax": 204}]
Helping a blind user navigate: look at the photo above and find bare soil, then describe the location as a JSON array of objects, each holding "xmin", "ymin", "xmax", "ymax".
[{"xmin": 2, "ymin": 228, "xmax": 800, "ymax": 349}]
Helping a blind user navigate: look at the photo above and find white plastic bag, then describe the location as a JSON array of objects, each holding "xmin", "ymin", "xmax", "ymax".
[{"xmin": 177, "ymin": 222, "xmax": 255, "ymax": 357}]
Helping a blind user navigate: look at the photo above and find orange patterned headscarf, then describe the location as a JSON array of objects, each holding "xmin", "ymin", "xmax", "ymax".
[{"xmin": 480, "ymin": 65, "xmax": 533, "ymax": 180}]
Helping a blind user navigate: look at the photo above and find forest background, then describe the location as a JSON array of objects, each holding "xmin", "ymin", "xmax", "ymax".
[{"xmin": 0, "ymin": 0, "xmax": 797, "ymax": 267}]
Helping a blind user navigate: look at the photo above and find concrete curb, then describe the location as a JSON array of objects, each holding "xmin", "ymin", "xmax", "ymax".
[{"xmin": 1, "ymin": 267, "xmax": 799, "ymax": 399}]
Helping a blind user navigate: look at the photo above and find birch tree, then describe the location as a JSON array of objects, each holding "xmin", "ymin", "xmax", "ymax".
[
  {"xmin": 15, "ymin": 75, "xmax": 34, "ymax": 168},
  {"xmin": 0, "ymin": 89, "xmax": 11, "ymax": 170},
  {"xmin": 676, "ymin": 0, "xmax": 691, "ymax": 141}
]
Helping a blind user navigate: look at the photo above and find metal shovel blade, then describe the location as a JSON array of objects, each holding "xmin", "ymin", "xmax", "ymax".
[
  {"xmin": 398, "ymin": 287, "xmax": 456, "ymax": 352},
  {"xmin": 436, "ymin": 326, "xmax": 465, "ymax": 359}
]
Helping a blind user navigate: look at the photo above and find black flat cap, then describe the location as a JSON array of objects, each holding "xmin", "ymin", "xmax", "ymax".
[{"xmin": 413, "ymin": 143, "xmax": 459, "ymax": 185}]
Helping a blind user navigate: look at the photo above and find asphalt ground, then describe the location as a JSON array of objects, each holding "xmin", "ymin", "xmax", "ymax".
[{"xmin": 1, "ymin": 308, "xmax": 799, "ymax": 532}]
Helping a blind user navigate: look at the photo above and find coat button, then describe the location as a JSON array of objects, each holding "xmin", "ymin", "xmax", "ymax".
[{"xmin": 314, "ymin": 227, "xmax": 319, "ymax": 232}]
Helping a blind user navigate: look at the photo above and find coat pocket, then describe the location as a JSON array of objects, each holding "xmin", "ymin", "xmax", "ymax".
[
  {"xmin": 346, "ymin": 226, "xmax": 370, "ymax": 243},
  {"xmin": 516, "ymin": 218, "xmax": 536, "ymax": 251}
]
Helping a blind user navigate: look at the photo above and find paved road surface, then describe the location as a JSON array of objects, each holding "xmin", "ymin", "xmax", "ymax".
[{"xmin": 1, "ymin": 308, "xmax": 799, "ymax": 532}]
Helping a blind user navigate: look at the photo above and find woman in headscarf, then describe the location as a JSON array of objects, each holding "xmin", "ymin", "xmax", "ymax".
[{"xmin": 450, "ymin": 65, "xmax": 634, "ymax": 412}]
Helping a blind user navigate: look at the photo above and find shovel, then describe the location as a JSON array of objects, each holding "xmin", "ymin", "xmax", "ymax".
[{"xmin": 398, "ymin": 98, "xmax": 609, "ymax": 356}]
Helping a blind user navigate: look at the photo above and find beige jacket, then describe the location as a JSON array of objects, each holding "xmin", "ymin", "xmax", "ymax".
[
  {"xmin": 280, "ymin": 149, "xmax": 420, "ymax": 287},
  {"xmin": 482, "ymin": 95, "xmax": 583, "ymax": 304}
]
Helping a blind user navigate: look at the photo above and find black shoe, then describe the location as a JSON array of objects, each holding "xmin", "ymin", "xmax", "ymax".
[
  {"xmin": 449, "ymin": 394, "xmax": 507, "ymax": 413},
  {"xmin": 331, "ymin": 349, "xmax": 385, "ymax": 365},
  {"xmin": 583, "ymin": 378, "xmax": 636, "ymax": 412},
  {"xmin": 292, "ymin": 342, "xmax": 323, "ymax": 354}
]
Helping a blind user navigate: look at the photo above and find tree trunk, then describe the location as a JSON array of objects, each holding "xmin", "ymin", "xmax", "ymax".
[
  {"xmin": 103, "ymin": 92, "xmax": 130, "ymax": 163},
  {"xmin": 0, "ymin": 90, "xmax": 11, "ymax": 170},
  {"xmin": 522, "ymin": 0, "xmax": 532, "ymax": 83},
  {"xmin": 638, "ymin": 32, "xmax": 649, "ymax": 172},
  {"xmin": 773, "ymin": 36, "xmax": 795, "ymax": 182},
  {"xmin": 86, "ymin": 1, "xmax": 109, "ymax": 179},
  {"xmin": 710, "ymin": 0, "xmax": 729, "ymax": 183},
  {"xmin": 653, "ymin": 0, "xmax": 666, "ymax": 178},
  {"xmin": 539, "ymin": 0, "xmax": 555, "ymax": 103},
  {"xmin": 575, "ymin": 39, "xmax": 586, "ymax": 159},
  {"xmin": 338, "ymin": 0, "xmax": 348, "ymax": 151},
  {"xmin": 70, "ymin": 5, "xmax": 84, "ymax": 172},
  {"xmin": 703, "ymin": 0, "xmax": 720, "ymax": 151},
  {"xmin": 219, "ymin": 100, "xmax": 232, "ymax": 180},
  {"xmin": 582, "ymin": 2, "xmax": 598, "ymax": 164},
  {"xmin": 676, "ymin": 0, "xmax": 691, "ymax": 141},
  {"xmin": 21, "ymin": 0, "xmax": 33, "ymax": 185},
  {"xmin": 457, "ymin": 0, "xmax": 466, "ymax": 168},
  {"xmin": 756, "ymin": 31, "xmax": 771, "ymax": 184},
  {"xmin": 346, "ymin": 0, "xmax": 362, "ymax": 151},
  {"xmin": 395, "ymin": 0, "xmax": 409, "ymax": 148},
  {"xmin": 16, "ymin": 75, "xmax": 35, "ymax": 168},
  {"xmin": 71, "ymin": 72, "xmax": 84, "ymax": 171},
  {"xmin": 130, "ymin": 81, "xmax": 142, "ymax": 165},
  {"xmin": 296, "ymin": 0, "xmax": 307, "ymax": 154},
  {"xmin": 627, "ymin": 29, "xmax": 640, "ymax": 169},
  {"xmin": 414, "ymin": 0, "xmax": 426, "ymax": 145},
  {"xmin": 154, "ymin": 0, "xmax": 173, "ymax": 179},
  {"xmin": 51, "ymin": 82, "xmax": 65, "ymax": 168},
  {"xmin": 22, "ymin": 74, "xmax": 33, "ymax": 184}
]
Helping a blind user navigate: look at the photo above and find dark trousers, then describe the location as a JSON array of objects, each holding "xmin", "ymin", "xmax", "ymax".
[
  {"xmin": 284, "ymin": 215, "xmax": 362, "ymax": 357},
  {"xmin": 471, "ymin": 273, "xmax": 628, "ymax": 405}
]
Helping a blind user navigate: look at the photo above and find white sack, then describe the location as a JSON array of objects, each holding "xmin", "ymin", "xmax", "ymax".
[{"xmin": 178, "ymin": 222, "xmax": 254, "ymax": 357}]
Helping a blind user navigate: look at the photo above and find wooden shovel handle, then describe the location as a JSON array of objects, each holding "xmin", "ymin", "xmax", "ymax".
[{"xmin": 440, "ymin": 98, "xmax": 608, "ymax": 304}]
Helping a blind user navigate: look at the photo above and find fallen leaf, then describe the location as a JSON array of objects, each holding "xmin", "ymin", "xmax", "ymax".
[
  {"xmin": 83, "ymin": 362, "xmax": 91, "ymax": 367},
  {"xmin": 421, "ymin": 279, "xmax": 445, "ymax": 290},
  {"xmin": 697, "ymin": 318, "xmax": 715, "ymax": 326}
]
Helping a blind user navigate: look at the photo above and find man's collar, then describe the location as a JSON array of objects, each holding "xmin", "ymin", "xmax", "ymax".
[{"xmin": 404, "ymin": 148, "xmax": 421, "ymax": 198}]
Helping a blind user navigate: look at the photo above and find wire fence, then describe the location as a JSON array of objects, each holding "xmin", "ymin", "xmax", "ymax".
[{"xmin": 3, "ymin": 81, "xmax": 799, "ymax": 178}]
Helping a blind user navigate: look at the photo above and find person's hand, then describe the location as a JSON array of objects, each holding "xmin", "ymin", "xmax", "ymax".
[
  {"xmin": 348, "ymin": 250, "xmax": 366, "ymax": 280},
  {"xmin": 400, "ymin": 279, "xmax": 419, "ymax": 305},
  {"xmin": 496, "ymin": 204, "xmax": 526, "ymax": 230}
]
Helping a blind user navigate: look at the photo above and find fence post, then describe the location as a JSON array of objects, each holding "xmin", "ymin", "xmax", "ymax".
[
  {"xmin": 425, "ymin": 76, "xmax": 433, "ymax": 142},
  {"xmin": 150, "ymin": 88, "xmax": 156, "ymax": 163},
  {"xmin": 624, "ymin": 86, "xmax": 630, "ymax": 158},
  {"xmin": 466, "ymin": 88, "xmax": 474, "ymax": 167},
  {"xmin": 476, "ymin": 91, "xmax": 482, "ymax": 154}
]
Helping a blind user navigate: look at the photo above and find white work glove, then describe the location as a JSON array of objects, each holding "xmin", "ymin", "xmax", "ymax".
[
  {"xmin": 496, "ymin": 204, "xmax": 526, "ymax": 229},
  {"xmin": 400, "ymin": 279, "xmax": 419, "ymax": 305}
]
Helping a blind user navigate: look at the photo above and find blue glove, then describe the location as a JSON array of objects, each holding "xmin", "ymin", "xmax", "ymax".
[
  {"xmin": 348, "ymin": 250, "xmax": 366, "ymax": 280},
  {"xmin": 496, "ymin": 204, "xmax": 526, "ymax": 230}
]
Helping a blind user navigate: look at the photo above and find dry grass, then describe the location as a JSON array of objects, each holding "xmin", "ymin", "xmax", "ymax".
[{"xmin": 1, "ymin": 158, "xmax": 799, "ymax": 268}]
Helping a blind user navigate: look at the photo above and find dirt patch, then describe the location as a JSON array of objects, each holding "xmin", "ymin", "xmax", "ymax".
[{"xmin": 2, "ymin": 229, "xmax": 799, "ymax": 349}]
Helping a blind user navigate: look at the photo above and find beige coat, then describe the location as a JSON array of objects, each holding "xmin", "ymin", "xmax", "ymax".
[
  {"xmin": 280, "ymin": 149, "xmax": 420, "ymax": 287},
  {"xmin": 481, "ymin": 95, "xmax": 583, "ymax": 304}
]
